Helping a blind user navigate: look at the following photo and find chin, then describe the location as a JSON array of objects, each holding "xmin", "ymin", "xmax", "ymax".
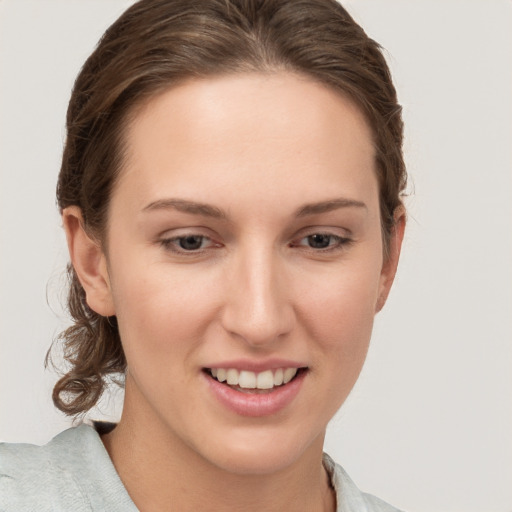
[{"xmin": 193, "ymin": 423, "xmax": 326, "ymax": 476}]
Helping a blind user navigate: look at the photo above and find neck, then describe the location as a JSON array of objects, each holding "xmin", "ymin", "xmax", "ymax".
[{"xmin": 101, "ymin": 384, "xmax": 335, "ymax": 512}]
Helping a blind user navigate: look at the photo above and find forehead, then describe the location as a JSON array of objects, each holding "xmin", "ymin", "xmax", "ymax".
[{"xmin": 115, "ymin": 72, "xmax": 378, "ymax": 215}]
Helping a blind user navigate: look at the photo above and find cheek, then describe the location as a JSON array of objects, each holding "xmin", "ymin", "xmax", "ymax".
[
  {"xmin": 110, "ymin": 263, "xmax": 220, "ymax": 363},
  {"xmin": 296, "ymin": 261, "xmax": 381, "ymax": 368}
]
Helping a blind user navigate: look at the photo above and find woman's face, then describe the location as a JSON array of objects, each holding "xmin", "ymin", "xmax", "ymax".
[{"xmin": 96, "ymin": 73, "xmax": 401, "ymax": 474}]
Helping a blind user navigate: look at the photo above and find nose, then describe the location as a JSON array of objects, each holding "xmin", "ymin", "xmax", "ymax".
[{"xmin": 220, "ymin": 246, "xmax": 295, "ymax": 348}]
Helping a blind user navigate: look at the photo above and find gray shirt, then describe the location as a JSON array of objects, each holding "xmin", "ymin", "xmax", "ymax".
[{"xmin": 0, "ymin": 424, "xmax": 403, "ymax": 511}]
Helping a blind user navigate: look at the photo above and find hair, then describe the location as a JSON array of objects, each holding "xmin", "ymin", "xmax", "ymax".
[{"xmin": 49, "ymin": 0, "xmax": 407, "ymax": 416}]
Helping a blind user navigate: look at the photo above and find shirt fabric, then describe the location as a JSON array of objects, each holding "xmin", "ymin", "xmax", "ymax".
[{"xmin": 0, "ymin": 424, "xmax": 403, "ymax": 511}]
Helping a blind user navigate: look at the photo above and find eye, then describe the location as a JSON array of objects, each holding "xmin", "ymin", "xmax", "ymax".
[
  {"xmin": 160, "ymin": 234, "xmax": 214, "ymax": 253},
  {"xmin": 293, "ymin": 233, "xmax": 351, "ymax": 251},
  {"xmin": 306, "ymin": 234, "xmax": 336, "ymax": 249},
  {"xmin": 176, "ymin": 235, "xmax": 207, "ymax": 251}
]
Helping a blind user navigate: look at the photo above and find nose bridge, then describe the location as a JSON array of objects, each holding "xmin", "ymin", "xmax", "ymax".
[{"xmin": 222, "ymin": 242, "xmax": 293, "ymax": 346}]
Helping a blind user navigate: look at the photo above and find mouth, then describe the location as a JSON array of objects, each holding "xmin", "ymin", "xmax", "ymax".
[{"xmin": 203, "ymin": 367, "xmax": 307, "ymax": 394}]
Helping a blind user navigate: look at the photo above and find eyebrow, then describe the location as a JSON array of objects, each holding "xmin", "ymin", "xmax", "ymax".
[
  {"xmin": 142, "ymin": 197, "xmax": 367, "ymax": 219},
  {"xmin": 142, "ymin": 198, "xmax": 227, "ymax": 219},
  {"xmin": 295, "ymin": 198, "xmax": 367, "ymax": 217}
]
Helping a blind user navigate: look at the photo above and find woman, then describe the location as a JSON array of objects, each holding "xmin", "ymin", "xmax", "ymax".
[{"xmin": 0, "ymin": 0, "xmax": 406, "ymax": 510}]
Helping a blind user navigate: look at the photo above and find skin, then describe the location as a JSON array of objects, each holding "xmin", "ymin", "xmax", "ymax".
[{"xmin": 63, "ymin": 72, "xmax": 405, "ymax": 512}]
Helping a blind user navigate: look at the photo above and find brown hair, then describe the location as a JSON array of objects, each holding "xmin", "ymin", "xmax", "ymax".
[{"xmin": 49, "ymin": 0, "xmax": 406, "ymax": 416}]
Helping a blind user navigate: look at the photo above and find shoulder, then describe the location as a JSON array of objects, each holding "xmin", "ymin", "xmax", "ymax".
[
  {"xmin": 0, "ymin": 425, "xmax": 95, "ymax": 511},
  {"xmin": 0, "ymin": 424, "xmax": 136, "ymax": 512},
  {"xmin": 323, "ymin": 453, "xmax": 405, "ymax": 512}
]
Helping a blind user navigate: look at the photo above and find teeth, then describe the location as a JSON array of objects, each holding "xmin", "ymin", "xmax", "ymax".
[
  {"xmin": 226, "ymin": 369, "xmax": 238, "ymax": 385},
  {"xmin": 256, "ymin": 370, "xmax": 274, "ymax": 389},
  {"xmin": 208, "ymin": 367, "xmax": 300, "ymax": 389},
  {"xmin": 283, "ymin": 368, "xmax": 297, "ymax": 384},
  {"xmin": 239, "ymin": 370, "xmax": 256, "ymax": 389}
]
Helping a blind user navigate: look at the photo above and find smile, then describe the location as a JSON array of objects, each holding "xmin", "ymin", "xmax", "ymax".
[
  {"xmin": 207, "ymin": 367, "xmax": 301, "ymax": 391},
  {"xmin": 204, "ymin": 365, "xmax": 308, "ymax": 416}
]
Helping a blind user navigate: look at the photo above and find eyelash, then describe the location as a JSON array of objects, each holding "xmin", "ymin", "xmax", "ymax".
[
  {"xmin": 292, "ymin": 233, "xmax": 352, "ymax": 253},
  {"xmin": 159, "ymin": 235, "xmax": 216, "ymax": 254},
  {"xmin": 159, "ymin": 232, "xmax": 352, "ymax": 255}
]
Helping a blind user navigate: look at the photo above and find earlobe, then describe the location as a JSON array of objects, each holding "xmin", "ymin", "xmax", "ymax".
[
  {"xmin": 62, "ymin": 206, "xmax": 115, "ymax": 317},
  {"xmin": 376, "ymin": 206, "xmax": 406, "ymax": 313}
]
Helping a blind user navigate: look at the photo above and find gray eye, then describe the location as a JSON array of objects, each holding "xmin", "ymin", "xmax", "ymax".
[
  {"xmin": 307, "ymin": 234, "xmax": 333, "ymax": 249},
  {"xmin": 178, "ymin": 235, "xmax": 204, "ymax": 250}
]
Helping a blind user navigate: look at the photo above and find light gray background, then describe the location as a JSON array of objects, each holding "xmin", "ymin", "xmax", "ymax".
[{"xmin": 1, "ymin": 1, "xmax": 511, "ymax": 511}]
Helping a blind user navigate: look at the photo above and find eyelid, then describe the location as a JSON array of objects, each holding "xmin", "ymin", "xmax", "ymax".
[
  {"xmin": 157, "ymin": 227, "xmax": 352, "ymax": 255},
  {"xmin": 295, "ymin": 234, "xmax": 349, "ymax": 247},
  {"xmin": 291, "ymin": 225, "xmax": 352, "ymax": 240},
  {"xmin": 158, "ymin": 231, "xmax": 222, "ymax": 255},
  {"xmin": 290, "ymin": 228, "xmax": 353, "ymax": 252}
]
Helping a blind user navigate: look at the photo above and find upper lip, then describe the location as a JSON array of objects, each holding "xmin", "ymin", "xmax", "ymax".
[{"xmin": 203, "ymin": 359, "xmax": 308, "ymax": 373}]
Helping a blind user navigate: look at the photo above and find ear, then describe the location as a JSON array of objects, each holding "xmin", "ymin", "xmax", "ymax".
[
  {"xmin": 376, "ymin": 206, "xmax": 406, "ymax": 313},
  {"xmin": 62, "ymin": 206, "xmax": 115, "ymax": 317}
]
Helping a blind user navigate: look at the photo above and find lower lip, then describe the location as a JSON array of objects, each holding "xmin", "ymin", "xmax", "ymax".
[{"xmin": 204, "ymin": 370, "xmax": 306, "ymax": 417}]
